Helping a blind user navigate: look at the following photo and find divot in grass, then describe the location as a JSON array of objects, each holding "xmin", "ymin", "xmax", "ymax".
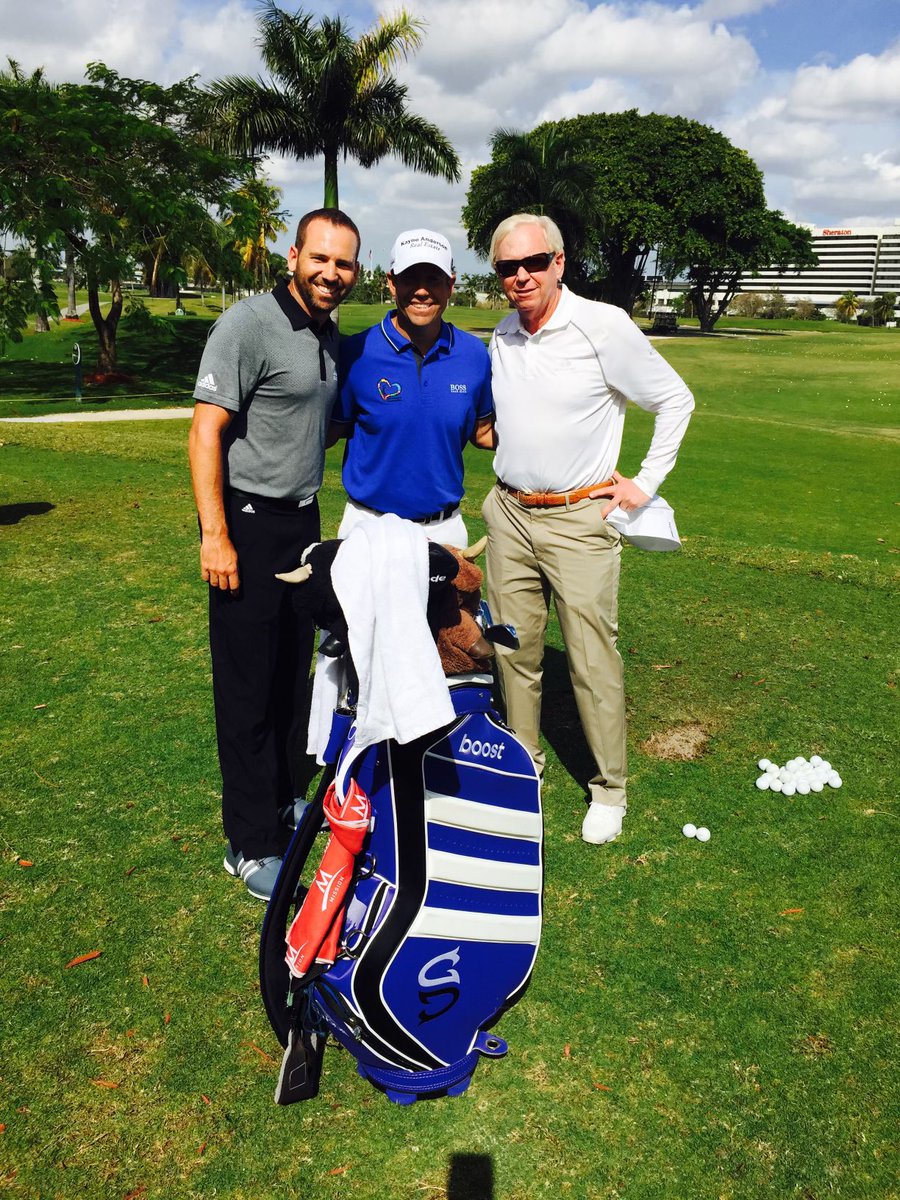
[{"xmin": 640, "ymin": 722, "xmax": 710, "ymax": 760}]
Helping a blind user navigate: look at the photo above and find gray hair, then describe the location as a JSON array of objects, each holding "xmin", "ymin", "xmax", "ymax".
[{"xmin": 489, "ymin": 213, "xmax": 565, "ymax": 264}]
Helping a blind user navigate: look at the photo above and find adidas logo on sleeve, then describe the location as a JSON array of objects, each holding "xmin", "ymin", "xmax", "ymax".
[{"xmin": 198, "ymin": 373, "xmax": 218, "ymax": 392}]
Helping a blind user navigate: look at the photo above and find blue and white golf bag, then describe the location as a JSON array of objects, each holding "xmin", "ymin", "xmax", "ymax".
[{"xmin": 260, "ymin": 678, "xmax": 543, "ymax": 1105}]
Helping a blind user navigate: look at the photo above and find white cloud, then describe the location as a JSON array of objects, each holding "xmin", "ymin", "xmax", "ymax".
[
  {"xmin": 0, "ymin": 0, "xmax": 178, "ymax": 82},
  {"xmin": 537, "ymin": 4, "xmax": 758, "ymax": 88},
  {"xmin": 538, "ymin": 77, "xmax": 634, "ymax": 122},
  {"xmin": 787, "ymin": 43, "xmax": 900, "ymax": 121},
  {"xmin": 165, "ymin": 1, "xmax": 261, "ymax": 83},
  {"xmin": 5, "ymin": 0, "xmax": 899, "ymax": 271}
]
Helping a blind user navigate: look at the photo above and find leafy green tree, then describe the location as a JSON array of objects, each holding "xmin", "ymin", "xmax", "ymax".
[
  {"xmin": 834, "ymin": 291, "xmax": 861, "ymax": 322},
  {"xmin": 457, "ymin": 271, "xmax": 505, "ymax": 309},
  {"xmin": 730, "ymin": 291, "xmax": 766, "ymax": 318},
  {"xmin": 792, "ymin": 298, "xmax": 824, "ymax": 321},
  {"xmin": 203, "ymin": 3, "xmax": 459, "ymax": 209},
  {"xmin": 872, "ymin": 292, "xmax": 896, "ymax": 326},
  {"xmin": 462, "ymin": 126, "xmax": 602, "ymax": 293},
  {"xmin": 761, "ymin": 286, "xmax": 791, "ymax": 321},
  {"xmin": 0, "ymin": 60, "xmax": 246, "ymax": 371},
  {"xmin": 351, "ymin": 265, "xmax": 390, "ymax": 305},
  {"xmin": 462, "ymin": 109, "xmax": 814, "ymax": 322},
  {"xmin": 0, "ymin": 246, "xmax": 57, "ymax": 351}
]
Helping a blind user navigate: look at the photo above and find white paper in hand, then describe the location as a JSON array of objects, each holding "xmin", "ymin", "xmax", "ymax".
[{"xmin": 604, "ymin": 494, "xmax": 681, "ymax": 552}]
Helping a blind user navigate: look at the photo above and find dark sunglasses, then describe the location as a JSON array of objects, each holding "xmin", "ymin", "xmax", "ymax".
[{"xmin": 493, "ymin": 251, "xmax": 558, "ymax": 278}]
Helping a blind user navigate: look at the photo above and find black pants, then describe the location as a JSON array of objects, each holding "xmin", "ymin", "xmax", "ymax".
[{"xmin": 208, "ymin": 491, "xmax": 320, "ymax": 858}]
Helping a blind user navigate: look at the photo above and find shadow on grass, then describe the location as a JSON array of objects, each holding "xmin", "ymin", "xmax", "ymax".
[
  {"xmin": 0, "ymin": 501, "xmax": 55, "ymax": 526},
  {"xmin": 0, "ymin": 317, "xmax": 211, "ymax": 403},
  {"xmin": 540, "ymin": 646, "xmax": 595, "ymax": 796},
  {"xmin": 448, "ymin": 1153, "xmax": 495, "ymax": 1199}
]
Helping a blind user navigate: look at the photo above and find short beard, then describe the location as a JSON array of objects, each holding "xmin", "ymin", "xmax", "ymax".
[{"xmin": 291, "ymin": 270, "xmax": 341, "ymax": 323}]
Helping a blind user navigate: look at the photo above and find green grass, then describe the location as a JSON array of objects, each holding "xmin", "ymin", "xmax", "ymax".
[
  {"xmin": 0, "ymin": 300, "xmax": 503, "ymax": 418},
  {"xmin": 1, "ymin": 327, "xmax": 898, "ymax": 1199}
]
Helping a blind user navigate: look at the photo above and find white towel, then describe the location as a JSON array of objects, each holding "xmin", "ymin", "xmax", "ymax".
[
  {"xmin": 306, "ymin": 516, "xmax": 455, "ymax": 762},
  {"xmin": 307, "ymin": 636, "xmax": 344, "ymax": 765}
]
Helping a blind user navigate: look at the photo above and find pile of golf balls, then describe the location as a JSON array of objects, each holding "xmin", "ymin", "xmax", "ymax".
[
  {"xmin": 755, "ymin": 755, "xmax": 842, "ymax": 795},
  {"xmin": 682, "ymin": 823, "xmax": 711, "ymax": 841}
]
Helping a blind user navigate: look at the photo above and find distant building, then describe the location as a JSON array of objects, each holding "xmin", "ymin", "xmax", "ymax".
[{"xmin": 740, "ymin": 223, "xmax": 900, "ymax": 305}]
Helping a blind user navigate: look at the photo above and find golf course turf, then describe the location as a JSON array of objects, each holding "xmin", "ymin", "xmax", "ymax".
[{"xmin": 0, "ymin": 311, "xmax": 896, "ymax": 1198}]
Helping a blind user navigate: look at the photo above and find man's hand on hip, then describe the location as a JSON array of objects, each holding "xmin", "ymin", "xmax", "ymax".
[
  {"xmin": 590, "ymin": 470, "xmax": 651, "ymax": 519},
  {"xmin": 201, "ymin": 533, "xmax": 240, "ymax": 591}
]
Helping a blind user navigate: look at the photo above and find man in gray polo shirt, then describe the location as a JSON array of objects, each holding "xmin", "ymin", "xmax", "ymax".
[{"xmin": 188, "ymin": 208, "xmax": 360, "ymax": 900}]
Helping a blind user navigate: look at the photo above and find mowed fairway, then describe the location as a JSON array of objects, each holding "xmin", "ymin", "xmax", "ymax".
[{"xmin": 0, "ymin": 326, "xmax": 897, "ymax": 1199}]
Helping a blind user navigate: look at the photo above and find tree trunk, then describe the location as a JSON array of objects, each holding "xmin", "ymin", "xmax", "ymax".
[
  {"xmin": 65, "ymin": 247, "xmax": 78, "ymax": 319},
  {"xmin": 599, "ymin": 242, "xmax": 649, "ymax": 314},
  {"xmin": 87, "ymin": 277, "xmax": 123, "ymax": 373},
  {"xmin": 31, "ymin": 243, "xmax": 50, "ymax": 332},
  {"xmin": 323, "ymin": 149, "xmax": 339, "ymax": 209}
]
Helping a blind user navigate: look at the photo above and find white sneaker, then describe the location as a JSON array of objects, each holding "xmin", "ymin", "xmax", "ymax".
[{"xmin": 581, "ymin": 803, "xmax": 624, "ymax": 845}]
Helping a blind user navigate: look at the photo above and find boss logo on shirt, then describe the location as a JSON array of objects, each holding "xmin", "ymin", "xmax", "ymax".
[
  {"xmin": 449, "ymin": 383, "xmax": 468, "ymax": 393},
  {"xmin": 377, "ymin": 378, "xmax": 402, "ymax": 401}
]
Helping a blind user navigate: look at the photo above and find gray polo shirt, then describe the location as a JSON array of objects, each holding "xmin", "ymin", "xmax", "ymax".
[{"xmin": 192, "ymin": 280, "xmax": 338, "ymax": 500}]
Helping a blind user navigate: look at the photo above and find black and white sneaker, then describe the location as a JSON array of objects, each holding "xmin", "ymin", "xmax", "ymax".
[
  {"xmin": 280, "ymin": 799, "xmax": 328, "ymax": 833},
  {"xmin": 223, "ymin": 844, "xmax": 284, "ymax": 901}
]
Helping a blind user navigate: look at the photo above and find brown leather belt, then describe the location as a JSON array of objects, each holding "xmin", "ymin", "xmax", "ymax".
[{"xmin": 497, "ymin": 478, "xmax": 615, "ymax": 507}]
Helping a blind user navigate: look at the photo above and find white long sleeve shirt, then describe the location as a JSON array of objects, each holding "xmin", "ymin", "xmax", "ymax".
[{"xmin": 489, "ymin": 287, "xmax": 694, "ymax": 498}]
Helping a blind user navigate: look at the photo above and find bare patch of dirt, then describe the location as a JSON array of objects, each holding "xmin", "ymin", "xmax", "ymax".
[{"xmin": 640, "ymin": 723, "xmax": 710, "ymax": 761}]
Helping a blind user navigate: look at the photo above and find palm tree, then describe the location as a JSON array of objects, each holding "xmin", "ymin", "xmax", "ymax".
[
  {"xmin": 224, "ymin": 176, "xmax": 289, "ymax": 291},
  {"xmin": 461, "ymin": 126, "xmax": 603, "ymax": 293},
  {"xmin": 872, "ymin": 292, "xmax": 896, "ymax": 326},
  {"xmin": 834, "ymin": 290, "xmax": 860, "ymax": 322},
  {"xmin": 203, "ymin": 3, "xmax": 460, "ymax": 209}
]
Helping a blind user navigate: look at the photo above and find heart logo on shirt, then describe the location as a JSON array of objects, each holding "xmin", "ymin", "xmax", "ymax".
[{"xmin": 377, "ymin": 378, "xmax": 402, "ymax": 401}]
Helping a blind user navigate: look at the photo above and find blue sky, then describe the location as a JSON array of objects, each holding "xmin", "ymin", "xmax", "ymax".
[{"xmin": 3, "ymin": 0, "xmax": 898, "ymax": 272}]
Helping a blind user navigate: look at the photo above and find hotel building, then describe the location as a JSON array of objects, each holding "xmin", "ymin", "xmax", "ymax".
[{"xmin": 740, "ymin": 224, "xmax": 900, "ymax": 305}]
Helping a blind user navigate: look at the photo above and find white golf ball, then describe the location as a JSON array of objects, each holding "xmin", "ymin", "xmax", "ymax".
[
  {"xmin": 810, "ymin": 755, "xmax": 823, "ymax": 767},
  {"xmin": 682, "ymin": 823, "xmax": 697, "ymax": 837},
  {"xmin": 810, "ymin": 779, "xmax": 824, "ymax": 792},
  {"xmin": 758, "ymin": 758, "xmax": 772, "ymax": 771},
  {"xmin": 769, "ymin": 778, "xmax": 784, "ymax": 792},
  {"xmin": 820, "ymin": 760, "xmax": 831, "ymax": 773},
  {"xmin": 828, "ymin": 773, "xmax": 842, "ymax": 788},
  {"xmin": 796, "ymin": 779, "xmax": 811, "ymax": 795},
  {"xmin": 756, "ymin": 776, "xmax": 771, "ymax": 790},
  {"xmin": 782, "ymin": 781, "xmax": 797, "ymax": 796},
  {"xmin": 778, "ymin": 768, "xmax": 791, "ymax": 783},
  {"xmin": 695, "ymin": 827, "xmax": 711, "ymax": 842}
]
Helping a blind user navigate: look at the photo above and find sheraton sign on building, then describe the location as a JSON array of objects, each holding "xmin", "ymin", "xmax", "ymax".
[{"xmin": 740, "ymin": 223, "xmax": 900, "ymax": 305}]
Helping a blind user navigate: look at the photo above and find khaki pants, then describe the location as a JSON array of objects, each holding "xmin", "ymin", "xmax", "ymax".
[{"xmin": 482, "ymin": 484, "xmax": 627, "ymax": 808}]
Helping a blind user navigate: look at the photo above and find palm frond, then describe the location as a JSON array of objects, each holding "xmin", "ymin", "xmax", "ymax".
[
  {"xmin": 203, "ymin": 75, "xmax": 319, "ymax": 159},
  {"xmin": 354, "ymin": 10, "xmax": 424, "ymax": 82}
]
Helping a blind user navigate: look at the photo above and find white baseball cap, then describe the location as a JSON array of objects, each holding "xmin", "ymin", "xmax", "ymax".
[
  {"xmin": 604, "ymin": 495, "xmax": 681, "ymax": 552},
  {"xmin": 389, "ymin": 229, "xmax": 455, "ymax": 278}
]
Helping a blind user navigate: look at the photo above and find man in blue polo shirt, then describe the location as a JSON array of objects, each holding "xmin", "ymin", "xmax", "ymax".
[{"xmin": 331, "ymin": 229, "xmax": 494, "ymax": 548}]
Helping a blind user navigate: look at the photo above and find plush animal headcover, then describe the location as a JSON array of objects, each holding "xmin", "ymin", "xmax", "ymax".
[
  {"xmin": 276, "ymin": 537, "xmax": 492, "ymax": 676},
  {"xmin": 430, "ymin": 540, "xmax": 494, "ymax": 675}
]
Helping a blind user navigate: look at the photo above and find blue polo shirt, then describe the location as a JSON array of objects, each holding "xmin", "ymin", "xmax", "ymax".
[{"xmin": 335, "ymin": 313, "xmax": 493, "ymax": 520}]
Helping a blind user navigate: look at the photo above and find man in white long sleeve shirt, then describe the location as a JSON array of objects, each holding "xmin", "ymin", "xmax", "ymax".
[{"xmin": 482, "ymin": 213, "xmax": 694, "ymax": 845}]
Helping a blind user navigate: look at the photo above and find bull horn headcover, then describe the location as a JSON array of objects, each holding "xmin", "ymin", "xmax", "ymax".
[
  {"xmin": 462, "ymin": 536, "xmax": 487, "ymax": 560},
  {"xmin": 275, "ymin": 563, "xmax": 313, "ymax": 584}
]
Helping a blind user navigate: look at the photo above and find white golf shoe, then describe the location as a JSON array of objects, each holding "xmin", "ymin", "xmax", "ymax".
[{"xmin": 581, "ymin": 803, "xmax": 624, "ymax": 845}]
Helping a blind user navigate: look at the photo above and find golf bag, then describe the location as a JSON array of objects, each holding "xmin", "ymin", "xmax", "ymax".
[{"xmin": 260, "ymin": 678, "xmax": 543, "ymax": 1105}]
